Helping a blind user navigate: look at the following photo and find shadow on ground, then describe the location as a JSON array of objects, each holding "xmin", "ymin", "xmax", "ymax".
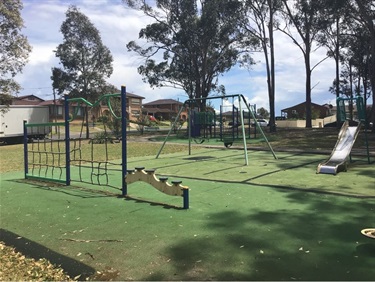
[{"xmin": 144, "ymin": 190, "xmax": 375, "ymax": 281}]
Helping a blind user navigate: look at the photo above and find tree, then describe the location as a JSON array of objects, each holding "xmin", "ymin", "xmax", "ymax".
[
  {"xmin": 243, "ymin": 0, "xmax": 282, "ymax": 132},
  {"xmin": 52, "ymin": 6, "xmax": 113, "ymax": 138},
  {"xmin": 317, "ymin": 0, "xmax": 348, "ymax": 100},
  {"xmin": 340, "ymin": 27, "xmax": 372, "ymax": 120},
  {"xmin": 0, "ymin": 0, "xmax": 31, "ymax": 112},
  {"xmin": 342, "ymin": 0, "xmax": 375, "ymax": 132},
  {"xmin": 279, "ymin": 0, "xmax": 331, "ymax": 128},
  {"xmin": 124, "ymin": 0, "xmax": 258, "ymax": 111},
  {"xmin": 257, "ymin": 107, "xmax": 270, "ymax": 118}
]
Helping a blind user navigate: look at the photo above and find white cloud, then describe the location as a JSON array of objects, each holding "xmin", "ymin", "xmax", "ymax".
[
  {"xmin": 27, "ymin": 44, "xmax": 56, "ymax": 66},
  {"xmin": 18, "ymin": 0, "xmax": 338, "ymax": 115}
]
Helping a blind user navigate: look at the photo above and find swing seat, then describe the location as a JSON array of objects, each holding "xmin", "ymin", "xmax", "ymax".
[
  {"xmin": 223, "ymin": 137, "xmax": 234, "ymax": 148},
  {"xmin": 194, "ymin": 137, "xmax": 205, "ymax": 144}
]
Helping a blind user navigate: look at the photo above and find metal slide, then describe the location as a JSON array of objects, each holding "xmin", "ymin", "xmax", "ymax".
[{"xmin": 317, "ymin": 121, "xmax": 361, "ymax": 175}]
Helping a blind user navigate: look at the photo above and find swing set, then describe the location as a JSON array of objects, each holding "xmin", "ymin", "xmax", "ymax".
[{"xmin": 156, "ymin": 94, "xmax": 278, "ymax": 165}]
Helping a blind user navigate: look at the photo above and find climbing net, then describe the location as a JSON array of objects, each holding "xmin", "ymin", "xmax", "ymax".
[
  {"xmin": 24, "ymin": 93, "xmax": 124, "ymax": 190},
  {"xmin": 68, "ymin": 94, "xmax": 124, "ymax": 190},
  {"xmin": 24, "ymin": 123, "xmax": 67, "ymax": 184}
]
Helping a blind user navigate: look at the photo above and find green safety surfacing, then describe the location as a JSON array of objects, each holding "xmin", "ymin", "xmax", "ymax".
[{"xmin": 1, "ymin": 148, "xmax": 374, "ymax": 280}]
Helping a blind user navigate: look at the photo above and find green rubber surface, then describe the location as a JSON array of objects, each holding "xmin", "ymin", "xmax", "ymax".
[{"xmin": 1, "ymin": 148, "xmax": 374, "ymax": 280}]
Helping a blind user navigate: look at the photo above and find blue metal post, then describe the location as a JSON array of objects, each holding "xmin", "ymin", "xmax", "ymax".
[
  {"xmin": 121, "ymin": 86, "xmax": 127, "ymax": 196},
  {"xmin": 232, "ymin": 105, "xmax": 235, "ymax": 140},
  {"xmin": 64, "ymin": 95, "xmax": 71, "ymax": 186},
  {"xmin": 23, "ymin": 120, "xmax": 28, "ymax": 179},
  {"xmin": 220, "ymin": 105, "xmax": 223, "ymax": 140},
  {"xmin": 183, "ymin": 189, "xmax": 189, "ymax": 209}
]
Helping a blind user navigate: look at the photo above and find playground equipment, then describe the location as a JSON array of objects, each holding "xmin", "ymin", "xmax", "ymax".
[
  {"xmin": 156, "ymin": 94, "xmax": 277, "ymax": 165},
  {"xmin": 126, "ymin": 167, "xmax": 189, "ymax": 209},
  {"xmin": 23, "ymin": 86, "xmax": 189, "ymax": 209},
  {"xmin": 317, "ymin": 96, "xmax": 370, "ymax": 175},
  {"xmin": 361, "ymin": 228, "xmax": 375, "ymax": 239},
  {"xmin": 220, "ymin": 103, "xmax": 255, "ymax": 147},
  {"xmin": 190, "ymin": 110, "xmax": 215, "ymax": 143}
]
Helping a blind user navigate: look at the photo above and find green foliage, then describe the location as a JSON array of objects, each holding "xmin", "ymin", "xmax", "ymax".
[
  {"xmin": 0, "ymin": 0, "xmax": 32, "ymax": 103},
  {"xmin": 125, "ymin": 0, "xmax": 257, "ymax": 111},
  {"xmin": 257, "ymin": 107, "xmax": 270, "ymax": 118},
  {"xmin": 52, "ymin": 5, "xmax": 114, "ymax": 139},
  {"xmin": 52, "ymin": 6, "xmax": 113, "ymax": 101},
  {"xmin": 0, "ymin": 93, "xmax": 13, "ymax": 113},
  {"xmin": 101, "ymin": 95, "xmax": 122, "ymax": 138}
]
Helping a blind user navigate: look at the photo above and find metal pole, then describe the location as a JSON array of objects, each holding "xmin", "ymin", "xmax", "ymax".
[
  {"xmin": 23, "ymin": 120, "xmax": 28, "ymax": 179},
  {"xmin": 188, "ymin": 107, "xmax": 192, "ymax": 155},
  {"xmin": 238, "ymin": 96, "xmax": 249, "ymax": 165},
  {"xmin": 121, "ymin": 85, "xmax": 127, "ymax": 196},
  {"xmin": 64, "ymin": 95, "xmax": 71, "ymax": 186},
  {"xmin": 156, "ymin": 104, "xmax": 186, "ymax": 159},
  {"xmin": 241, "ymin": 95, "xmax": 277, "ymax": 160},
  {"xmin": 183, "ymin": 189, "xmax": 189, "ymax": 209}
]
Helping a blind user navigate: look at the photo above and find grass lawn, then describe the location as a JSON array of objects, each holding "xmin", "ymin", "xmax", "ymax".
[{"xmin": 1, "ymin": 127, "xmax": 374, "ymax": 280}]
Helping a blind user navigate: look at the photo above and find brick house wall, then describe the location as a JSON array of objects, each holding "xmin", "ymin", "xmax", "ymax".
[
  {"xmin": 143, "ymin": 99, "xmax": 188, "ymax": 121},
  {"xmin": 281, "ymin": 102, "xmax": 332, "ymax": 119}
]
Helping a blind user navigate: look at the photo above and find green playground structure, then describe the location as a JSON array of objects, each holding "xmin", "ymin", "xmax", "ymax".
[
  {"xmin": 317, "ymin": 95, "xmax": 371, "ymax": 174},
  {"xmin": 23, "ymin": 86, "xmax": 190, "ymax": 209}
]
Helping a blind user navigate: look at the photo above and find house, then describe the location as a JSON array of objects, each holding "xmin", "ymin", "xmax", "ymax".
[
  {"xmin": 281, "ymin": 102, "xmax": 332, "ymax": 119},
  {"xmin": 124, "ymin": 92, "xmax": 145, "ymax": 121},
  {"xmin": 11, "ymin": 95, "xmax": 45, "ymax": 105},
  {"xmin": 143, "ymin": 99, "xmax": 188, "ymax": 121},
  {"xmin": 10, "ymin": 92, "xmax": 145, "ymax": 122}
]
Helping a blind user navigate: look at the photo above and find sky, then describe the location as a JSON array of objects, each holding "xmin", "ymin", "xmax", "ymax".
[{"xmin": 17, "ymin": 0, "xmax": 338, "ymax": 116}]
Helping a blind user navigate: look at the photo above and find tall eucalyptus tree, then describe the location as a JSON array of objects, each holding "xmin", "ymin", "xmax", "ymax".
[
  {"xmin": 279, "ymin": 0, "xmax": 331, "ymax": 127},
  {"xmin": 124, "ymin": 0, "xmax": 258, "ymax": 111},
  {"xmin": 52, "ymin": 6, "xmax": 113, "ymax": 138},
  {"xmin": 243, "ymin": 0, "xmax": 282, "ymax": 132},
  {"xmin": 0, "ymin": 0, "xmax": 31, "ymax": 112}
]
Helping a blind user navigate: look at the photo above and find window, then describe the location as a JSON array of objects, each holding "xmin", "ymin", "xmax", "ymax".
[
  {"xmin": 76, "ymin": 107, "xmax": 82, "ymax": 116},
  {"xmin": 57, "ymin": 106, "xmax": 63, "ymax": 115},
  {"xmin": 132, "ymin": 98, "xmax": 140, "ymax": 105},
  {"xmin": 131, "ymin": 110, "xmax": 140, "ymax": 117}
]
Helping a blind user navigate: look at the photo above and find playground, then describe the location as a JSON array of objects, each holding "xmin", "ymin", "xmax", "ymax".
[
  {"xmin": 1, "ymin": 141, "xmax": 375, "ymax": 280},
  {"xmin": 1, "ymin": 89, "xmax": 374, "ymax": 280}
]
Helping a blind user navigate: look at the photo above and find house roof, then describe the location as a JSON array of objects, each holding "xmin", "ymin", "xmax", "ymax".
[
  {"xmin": 143, "ymin": 99, "xmax": 183, "ymax": 106},
  {"xmin": 11, "ymin": 94, "xmax": 45, "ymax": 105},
  {"xmin": 38, "ymin": 100, "xmax": 63, "ymax": 106},
  {"xmin": 281, "ymin": 102, "xmax": 328, "ymax": 112},
  {"xmin": 12, "ymin": 100, "xmax": 41, "ymax": 105},
  {"xmin": 126, "ymin": 92, "xmax": 145, "ymax": 99},
  {"xmin": 16, "ymin": 94, "xmax": 45, "ymax": 102}
]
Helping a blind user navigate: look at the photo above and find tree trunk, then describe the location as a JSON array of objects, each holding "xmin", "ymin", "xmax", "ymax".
[
  {"xmin": 305, "ymin": 51, "xmax": 312, "ymax": 128},
  {"xmin": 370, "ymin": 30, "xmax": 375, "ymax": 133},
  {"xmin": 335, "ymin": 16, "xmax": 340, "ymax": 100},
  {"xmin": 268, "ymin": 3, "xmax": 276, "ymax": 133}
]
